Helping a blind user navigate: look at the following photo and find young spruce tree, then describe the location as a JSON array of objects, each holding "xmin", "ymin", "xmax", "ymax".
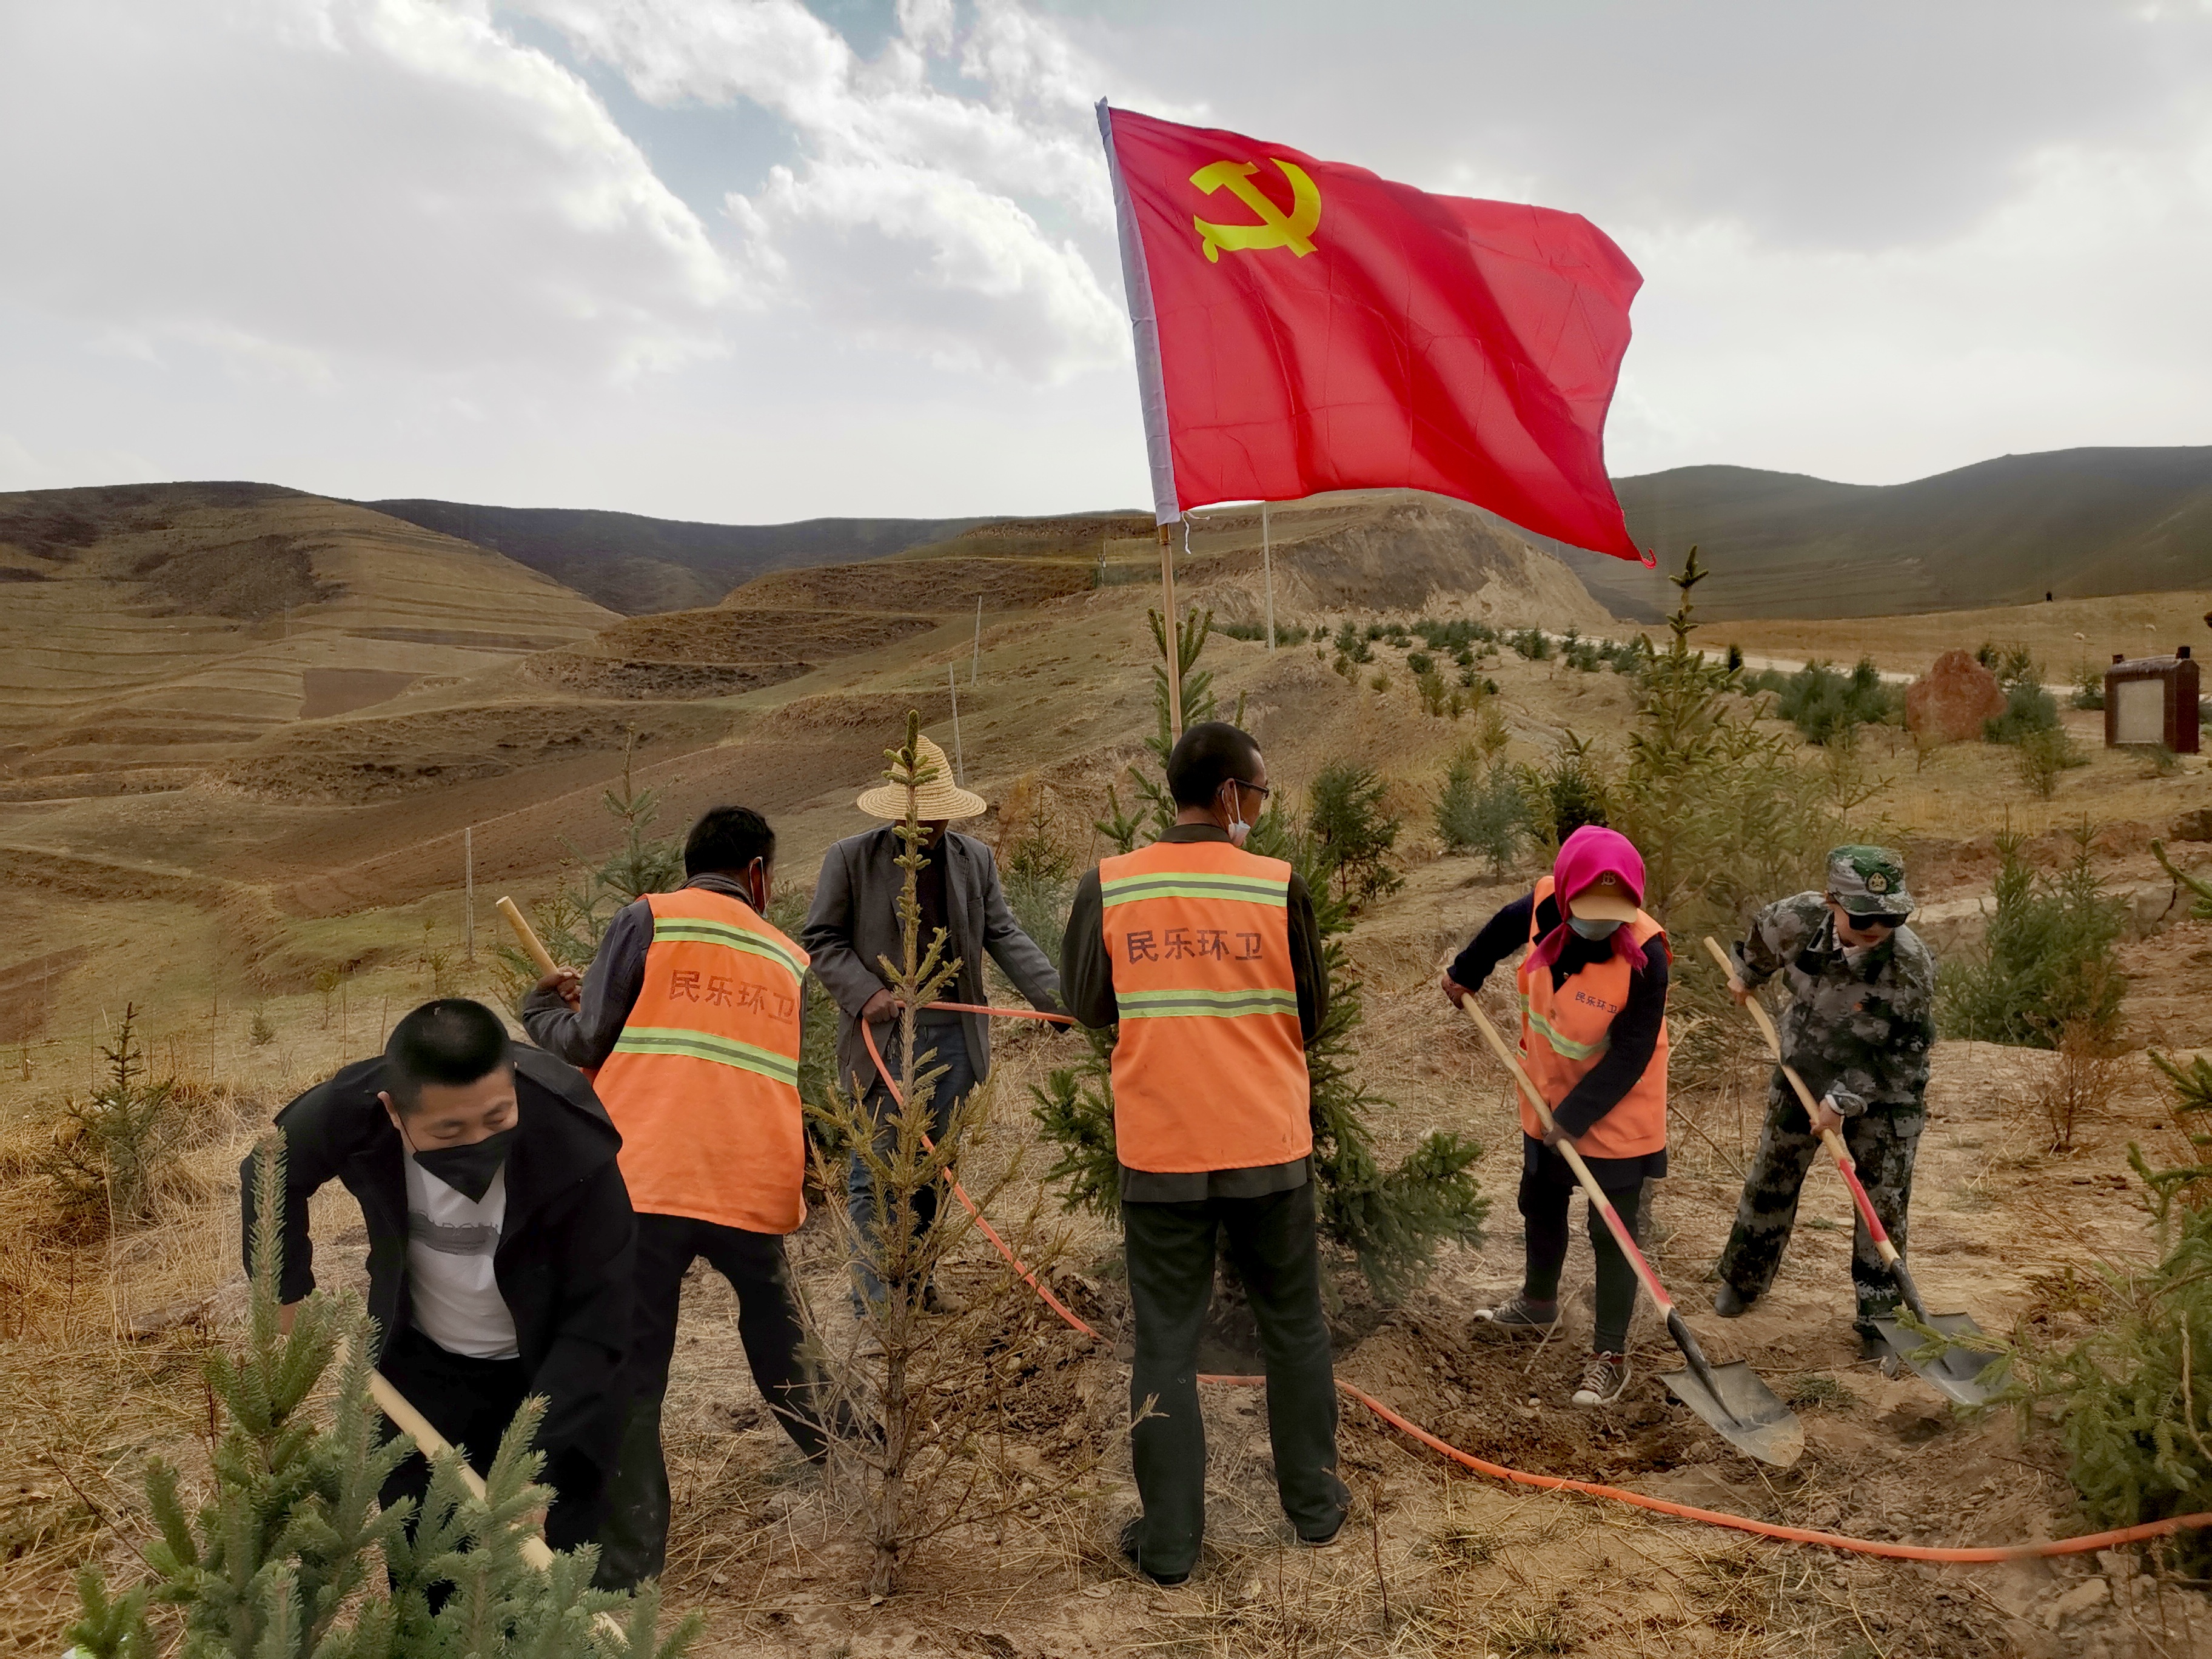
[{"xmin": 66, "ymin": 1141, "xmax": 700, "ymax": 1659}]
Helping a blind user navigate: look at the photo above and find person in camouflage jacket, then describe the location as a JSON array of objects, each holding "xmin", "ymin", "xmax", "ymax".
[{"xmin": 1712, "ymin": 846, "xmax": 1937, "ymax": 1353}]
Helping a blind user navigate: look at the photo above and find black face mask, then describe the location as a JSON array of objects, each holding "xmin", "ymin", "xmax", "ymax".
[{"xmin": 410, "ymin": 1126, "xmax": 517, "ymax": 1203}]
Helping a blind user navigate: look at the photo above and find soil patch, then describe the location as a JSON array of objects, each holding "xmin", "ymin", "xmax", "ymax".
[{"xmin": 298, "ymin": 668, "xmax": 420, "ymax": 719}]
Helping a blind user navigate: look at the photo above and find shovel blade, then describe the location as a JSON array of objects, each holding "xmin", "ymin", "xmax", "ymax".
[
  {"xmin": 1660, "ymin": 1360, "xmax": 1805, "ymax": 1467},
  {"xmin": 1871, "ymin": 1312, "xmax": 2002, "ymax": 1407}
]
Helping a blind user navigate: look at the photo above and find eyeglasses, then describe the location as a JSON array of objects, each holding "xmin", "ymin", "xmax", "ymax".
[
  {"xmin": 1227, "ymin": 778, "xmax": 1272, "ymax": 799},
  {"xmin": 1848, "ymin": 912, "xmax": 1909, "ymax": 931}
]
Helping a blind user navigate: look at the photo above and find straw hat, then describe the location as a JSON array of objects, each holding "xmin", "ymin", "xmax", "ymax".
[{"xmin": 855, "ymin": 733, "xmax": 987, "ymax": 822}]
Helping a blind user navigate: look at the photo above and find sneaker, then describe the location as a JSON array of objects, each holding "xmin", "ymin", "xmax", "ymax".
[
  {"xmin": 1571, "ymin": 1352, "xmax": 1631, "ymax": 1407},
  {"xmin": 1472, "ymin": 1293, "xmax": 1561, "ymax": 1336},
  {"xmin": 1298, "ymin": 1515, "xmax": 1347, "ymax": 1549},
  {"xmin": 1118, "ymin": 1517, "xmax": 1190, "ymax": 1588},
  {"xmin": 1712, "ymin": 1283, "xmax": 1751, "ymax": 1318}
]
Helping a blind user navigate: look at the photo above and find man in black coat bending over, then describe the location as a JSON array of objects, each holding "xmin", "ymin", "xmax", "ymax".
[{"xmin": 245, "ymin": 999, "xmax": 637, "ymax": 1552}]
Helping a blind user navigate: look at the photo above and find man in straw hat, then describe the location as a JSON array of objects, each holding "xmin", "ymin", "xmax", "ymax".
[
  {"xmin": 1713, "ymin": 845, "xmax": 1937, "ymax": 1357},
  {"xmin": 801, "ymin": 731, "xmax": 1062, "ymax": 1312}
]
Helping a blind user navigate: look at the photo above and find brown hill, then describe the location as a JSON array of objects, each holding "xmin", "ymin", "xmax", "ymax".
[{"xmin": 0, "ymin": 484, "xmax": 615, "ymax": 791}]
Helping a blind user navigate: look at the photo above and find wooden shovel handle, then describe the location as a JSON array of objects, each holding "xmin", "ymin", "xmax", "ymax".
[
  {"xmin": 495, "ymin": 896, "xmax": 560, "ymax": 978},
  {"xmin": 1458, "ymin": 999, "xmax": 1675, "ymax": 1316},
  {"xmin": 1700, "ymin": 935, "xmax": 1900, "ymax": 1263},
  {"xmin": 371, "ymin": 1370, "xmax": 557, "ymax": 1571}
]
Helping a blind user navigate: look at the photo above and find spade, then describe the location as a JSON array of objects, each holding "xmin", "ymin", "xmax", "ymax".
[
  {"xmin": 1702, "ymin": 936, "xmax": 2000, "ymax": 1407},
  {"xmin": 1461, "ymin": 1000, "xmax": 1805, "ymax": 1467}
]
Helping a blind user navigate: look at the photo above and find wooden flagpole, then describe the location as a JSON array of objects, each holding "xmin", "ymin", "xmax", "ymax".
[
  {"xmin": 1261, "ymin": 500, "xmax": 1275, "ymax": 651},
  {"xmin": 1157, "ymin": 524, "xmax": 1184, "ymax": 739}
]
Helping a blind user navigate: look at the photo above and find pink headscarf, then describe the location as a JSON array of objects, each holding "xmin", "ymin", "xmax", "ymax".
[{"xmin": 1527, "ymin": 825, "xmax": 1651, "ymax": 974}]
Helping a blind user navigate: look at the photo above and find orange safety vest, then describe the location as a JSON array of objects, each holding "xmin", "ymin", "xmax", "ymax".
[
  {"xmin": 1513, "ymin": 874, "xmax": 1669, "ymax": 1160},
  {"xmin": 589, "ymin": 889, "xmax": 811, "ymax": 1234},
  {"xmin": 1099, "ymin": 839, "xmax": 1311, "ymax": 1174}
]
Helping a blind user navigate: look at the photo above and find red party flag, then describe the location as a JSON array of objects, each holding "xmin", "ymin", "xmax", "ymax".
[{"xmin": 1099, "ymin": 102, "xmax": 1647, "ymax": 562}]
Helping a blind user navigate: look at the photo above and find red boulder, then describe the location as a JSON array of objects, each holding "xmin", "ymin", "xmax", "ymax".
[{"xmin": 1906, "ymin": 649, "xmax": 2007, "ymax": 744}]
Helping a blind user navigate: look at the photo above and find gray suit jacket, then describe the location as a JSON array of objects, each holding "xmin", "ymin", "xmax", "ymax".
[{"xmin": 800, "ymin": 826, "xmax": 1062, "ymax": 1098}]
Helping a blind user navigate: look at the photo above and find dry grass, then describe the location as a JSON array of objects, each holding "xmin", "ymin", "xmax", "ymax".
[
  {"xmin": 1718, "ymin": 588, "xmax": 2212, "ymax": 681},
  {"xmin": 0, "ymin": 1054, "xmax": 271, "ymax": 1653}
]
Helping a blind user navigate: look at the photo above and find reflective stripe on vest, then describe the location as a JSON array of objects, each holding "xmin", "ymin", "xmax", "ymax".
[
  {"xmin": 1512, "ymin": 874, "xmax": 1670, "ymax": 1161},
  {"xmin": 1100, "ymin": 839, "xmax": 1310, "ymax": 1175},
  {"xmin": 591, "ymin": 889, "xmax": 812, "ymax": 1234}
]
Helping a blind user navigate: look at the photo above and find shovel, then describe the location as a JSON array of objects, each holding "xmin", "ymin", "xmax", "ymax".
[
  {"xmin": 1460, "ymin": 1000, "xmax": 1805, "ymax": 1467},
  {"xmin": 1700, "ymin": 936, "xmax": 1999, "ymax": 1407}
]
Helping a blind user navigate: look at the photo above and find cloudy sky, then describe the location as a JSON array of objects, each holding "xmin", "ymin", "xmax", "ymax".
[{"xmin": 3, "ymin": 0, "xmax": 2208, "ymax": 523}]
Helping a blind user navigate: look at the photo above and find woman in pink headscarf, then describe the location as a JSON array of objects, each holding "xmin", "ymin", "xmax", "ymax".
[{"xmin": 1439, "ymin": 825, "xmax": 1671, "ymax": 1409}]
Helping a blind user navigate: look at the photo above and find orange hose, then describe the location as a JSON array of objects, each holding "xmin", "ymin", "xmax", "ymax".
[{"xmin": 856, "ymin": 1001, "xmax": 2212, "ymax": 1561}]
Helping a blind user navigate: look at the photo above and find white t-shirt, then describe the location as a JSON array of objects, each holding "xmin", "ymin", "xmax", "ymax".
[{"xmin": 403, "ymin": 1154, "xmax": 521, "ymax": 1360}]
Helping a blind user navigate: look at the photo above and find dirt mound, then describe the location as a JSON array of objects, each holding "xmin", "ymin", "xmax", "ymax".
[
  {"xmin": 215, "ymin": 702, "xmax": 728, "ymax": 803},
  {"xmin": 751, "ymin": 691, "xmax": 956, "ymax": 737},
  {"xmin": 1341, "ymin": 1312, "xmax": 1709, "ymax": 1483},
  {"xmin": 729, "ymin": 558, "xmax": 1093, "ymax": 614}
]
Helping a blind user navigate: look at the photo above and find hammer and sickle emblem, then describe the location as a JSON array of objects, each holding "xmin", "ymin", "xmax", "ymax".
[{"xmin": 1190, "ymin": 158, "xmax": 1322, "ymax": 264}]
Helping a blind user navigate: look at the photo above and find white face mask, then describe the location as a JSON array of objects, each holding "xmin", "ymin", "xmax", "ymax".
[
  {"xmin": 1220, "ymin": 781, "xmax": 1252, "ymax": 847},
  {"xmin": 1568, "ymin": 915, "xmax": 1622, "ymax": 940}
]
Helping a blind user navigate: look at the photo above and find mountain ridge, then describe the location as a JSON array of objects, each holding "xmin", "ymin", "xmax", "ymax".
[{"xmin": 1555, "ymin": 444, "xmax": 2212, "ymax": 620}]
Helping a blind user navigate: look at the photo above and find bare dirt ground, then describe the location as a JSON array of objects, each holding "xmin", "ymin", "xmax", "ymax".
[{"xmin": 5, "ymin": 507, "xmax": 2212, "ymax": 1653}]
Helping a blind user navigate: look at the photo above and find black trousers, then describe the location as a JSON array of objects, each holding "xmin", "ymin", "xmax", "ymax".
[
  {"xmin": 377, "ymin": 1324, "xmax": 606, "ymax": 1555},
  {"xmin": 1518, "ymin": 1146, "xmax": 1644, "ymax": 1356},
  {"xmin": 1123, "ymin": 1182, "xmax": 1349, "ymax": 1580},
  {"xmin": 595, "ymin": 1211, "xmax": 830, "ymax": 1590}
]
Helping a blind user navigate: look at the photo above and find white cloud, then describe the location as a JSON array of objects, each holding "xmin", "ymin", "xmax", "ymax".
[
  {"xmin": 0, "ymin": 0, "xmax": 734, "ymax": 385},
  {"xmin": 518, "ymin": 0, "xmax": 1129, "ymax": 379}
]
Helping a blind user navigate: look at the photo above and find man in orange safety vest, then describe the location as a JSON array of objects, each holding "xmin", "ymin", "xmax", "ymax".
[
  {"xmin": 524, "ymin": 804, "xmax": 834, "ymax": 1588},
  {"xmin": 1061, "ymin": 720, "xmax": 1346, "ymax": 1587}
]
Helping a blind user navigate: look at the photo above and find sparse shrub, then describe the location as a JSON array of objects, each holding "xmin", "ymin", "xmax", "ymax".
[
  {"xmin": 1436, "ymin": 744, "xmax": 1532, "ymax": 874},
  {"xmin": 1406, "ymin": 649, "xmax": 1434, "ymax": 677},
  {"xmin": 1368, "ymin": 669, "xmax": 1390, "ymax": 694},
  {"xmin": 249, "ymin": 1008, "xmax": 276, "ymax": 1048},
  {"xmin": 40, "ymin": 1005, "xmax": 189, "ymax": 1230},
  {"xmin": 2036, "ymin": 1019, "xmax": 2124, "ymax": 1152},
  {"xmin": 2071, "ymin": 662, "xmax": 2106, "ymax": 710},
  {"xmin": 1307, "ymin": 761, "xmax": 1404, "ymax": 908},
  {"xmin": 1474, "ymin": 702, "xmax": 1510, "ymax": 768},
  {"xmin": 65, "ymin": 1140, "xmax": 702, "ymax": 1657},
  {"xmin": 1333, "ymin": 622, "xmax": 1372, "ymax": 663},
  {"xmin": 1506, "ymin": 626, "xmax": 1552, "ymax": 662},
  {"xmin": 1516, "ymin": 732, "xmax": 1610, "ymax": 850},
  {"xmin": 2015, "ymin": 724, "xmax": 2088, "ymax": 797},
  {"xmin": 1977, "ymin": 640, "xmax": 2042, "ymax": 692},
  {"xmin": 1747, "ymin": 657, "xmax": 1899, "ymax": 745},
  {"xmin": 1986, "ymin": 680, "xmax": 2062, "ymax": 745},
  {"xmin": 1815, "ymin": 726, "xmax": 1891, "ymax": 814},
  {"xmin": 1415, "ymin": 665, "xmax": 1451, "ymax": 717},
  {"xmin": 312, "ymin": 965, "xmax": 344, "ymax": 1029},
  {"xmin": 1940, "ymin": 824, "xmax": 2124, "ymax": 1048},
  {"xmin": 1991, "ymin": 1052, "xmax": 2212, "ymax": 1568},
  {"xmin": 995, "ymin": 779, "xmax": 1080, "ymax": 971},
  {"xmin": 1614, "ymin": 551, "xmax": 1845, "ymax": 928}
]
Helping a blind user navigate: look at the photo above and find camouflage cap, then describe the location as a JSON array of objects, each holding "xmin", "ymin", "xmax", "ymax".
[{"xmin": 1826, "ymin": 845, "xmax": 1912, "ymax": 916}]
